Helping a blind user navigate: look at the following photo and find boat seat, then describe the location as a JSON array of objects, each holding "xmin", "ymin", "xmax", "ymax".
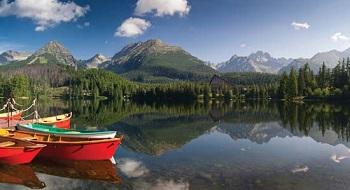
[
  {"xmin": 0, "ymin": 141, "xmax": 15, "ymax": 147},
  {"xmin": 20, "ymin": 137, "xmax": 37, "ymax": 141}
]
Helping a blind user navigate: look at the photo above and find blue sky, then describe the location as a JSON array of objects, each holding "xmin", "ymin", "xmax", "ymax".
[{"xmin": 0, "ymin": 0, "xmax": 350, "ymax": 62}]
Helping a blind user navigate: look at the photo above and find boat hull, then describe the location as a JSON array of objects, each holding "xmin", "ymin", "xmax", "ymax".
[
  {"xmin": 0, "ymin": 146, "xmax": 45, "ymax": 165},
  {"xmin": 36, "ymin": 112, "xmax": 72, "ymax": 129},
  {"xmin": 17, "ymin": 124, "xmax": 117, "ymax": 139},
  {"xmin": 53, "ymin": 118, "xmax": 70, "ymax": 129},
  {"xmin": 0, "ymin": 111, "xmax": 22, "ymax": 120},
  {"xmin": 7, "ymin": 130, "xmax": 122, "ymax": 161},
  {"xmin": 38, "ymin": 139, "xmax": 121, "ymax": 160},
  {"xmin": 0, "ymin": 136, "xmax": 46, "ymax": 165}
]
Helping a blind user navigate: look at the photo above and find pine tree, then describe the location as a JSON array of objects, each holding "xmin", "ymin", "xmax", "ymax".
[
  {"xmin": 278, "ymin": 72, "xmax": 288, "ymax": 99},
  {"xmin": 287, "ymin": 68, "xmax": 298, "ymax": 98},
  {"xmin": 298, "ymin": 68, "xmax": 305, "ymax": 96}
]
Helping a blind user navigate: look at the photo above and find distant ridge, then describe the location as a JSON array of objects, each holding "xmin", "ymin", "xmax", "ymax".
[
  {"xmin": 101, "ymin": 39, "xmax": 217, "ymax": 82},
  {"xmin": 217, "ymin": 51, "xmax": 292, "ymax": 74},
  {"xmin": 0, "ymin": 50, "xmax": 31, "ymax": 65},
  {"xmin": 279, "ymin": 48, "xmax": 350, "ymax": 73}
]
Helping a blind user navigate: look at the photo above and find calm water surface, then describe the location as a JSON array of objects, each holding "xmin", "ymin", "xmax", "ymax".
[{"xmin": 2, "ymin": 100, "xmax": 350, "ymax": 190}]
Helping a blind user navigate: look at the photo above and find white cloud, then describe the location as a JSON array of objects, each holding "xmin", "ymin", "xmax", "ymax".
[
  {"xmin": 135, "ymin": 0, "xmax": 191, "ymax": 17},
  {"xmin": 291, "ymin": 21, "xmax": 310, "ymax": 30},
  {"xmin": 115, "ymin": 17, "xmax": 151, "ymax": 37},
  {"xmin": 77, "ymin": 21, "xmax": 90, "ymax": 29},
  {"xmin": 331, "ymin": 32, "xmax": 350, "ymax": 42},
  {"xmin": 240, "ymin": 43, "xmax": 247, "ymax": 48},
  {"xmin": 118, "ymin": 158, "xmax": 149, "ymax": 178},
  {"xmin": 83, "ymin": 21, "xmax": 90, "ymax": 27},
  {"xmin": 0, "ymin": 0, "xmax": 89, "ymax": 31}
]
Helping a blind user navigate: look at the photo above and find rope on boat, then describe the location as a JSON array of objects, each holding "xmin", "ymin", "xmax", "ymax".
[
  {"xmin": 9, "ymin": 98, "xmax": 36, "ymax": 112},
  {"xmin": 34, "ymin": 110, "xmax": 41, "ymax": 120},
  {"xmin": 11, "ymin": 98, "xmax": 23, "ymax": 107},
  {"xmin": 20, "ymin": 111, "xmax": 37, "ymax": 120},
  {"xmin": 20, "ymin": 99, "xmax": 36, "ymax": 112},
  {"xmin": 0, "ymin": 101, "xmax": 9, "ymax": 112}
]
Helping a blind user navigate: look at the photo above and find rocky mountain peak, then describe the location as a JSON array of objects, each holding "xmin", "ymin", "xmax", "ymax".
[
  {"xmin": 112, "ymin": 39, "xmax": 183, "ymax": 62},
  {"xmin": 249, "ymin": 51, "xmax": 272, "ymax": 62},
  {"xmin": 31, "ymin": 40, "xmax": 76, "ymax": 66},
  {"xmin": 81, "ymin": 53, "xmax": 110, "ymax": 69},
  {"xmin": 35, "ymin": 41, "xmax": 70, "ymax": 55},
  {"xmin": 93, "ymin": 54, "xmax": 109, "ymax": 61},
  {"xmin": 145, "ymin": 39, "xmax": 164, "ymax": 46}
]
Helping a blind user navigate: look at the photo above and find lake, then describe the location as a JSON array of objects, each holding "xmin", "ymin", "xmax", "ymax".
[{"xmin": 2, "ymin": 99, "xmax": 350, "ymax": 190}]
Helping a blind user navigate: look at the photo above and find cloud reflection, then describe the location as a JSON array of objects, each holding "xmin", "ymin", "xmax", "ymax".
[
  {"xmin": 133, "ymin": 179, "xmax": 189, "ymax": 190},
  {"xmin": 291, "ymin": 165, "xmax": 309, "ymax": 173},
  {"xmin": 331, "ymin": 154, "xmax": 349, "ymax": 163},
  {"xmin": 118, "ymin": 158, "xmax": 149, "ymax": 178}
]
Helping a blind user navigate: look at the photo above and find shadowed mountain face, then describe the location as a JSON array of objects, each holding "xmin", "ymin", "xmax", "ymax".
[{"xmin": 101, "ymin": 39, "xmax": 217, "ymax": 83}]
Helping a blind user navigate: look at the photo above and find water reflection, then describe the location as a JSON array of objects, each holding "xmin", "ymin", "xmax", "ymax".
[
  {"xmin": 2, "ymin": 99, "xmax": 350, "ymax": 189},
  {"xmin": 118, "ymin": 158, "xmax": 149, "ymax": 178},
  {"xmin": 0, "ymin": 164, "xmax": 45, "ymax": 189},
  {"xmin": 31, "ymin": 158, "xmax": 121, "ymax": 184}
]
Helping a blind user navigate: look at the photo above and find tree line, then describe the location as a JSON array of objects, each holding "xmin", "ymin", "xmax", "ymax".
[
  {"xmin": 278, "ymin": 58, "xmax": 350, "ymax": 100},
  {"xmin": 1, "ymin": 59, "xmax": 350, "ymax": 102}
]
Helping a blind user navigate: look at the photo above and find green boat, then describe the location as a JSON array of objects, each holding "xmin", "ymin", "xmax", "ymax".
[{"xmin": 16, "ymin": 123, "xmax": 117, "ymax": 139}]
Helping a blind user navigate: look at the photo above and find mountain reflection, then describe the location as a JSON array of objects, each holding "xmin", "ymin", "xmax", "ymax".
[
  {"xmin": 17, "ymin": 98, "xmax": 350, "ymax": 154},
  {"xmin": 3, "ymin": 100, "xmax": 350, "ymax": 190}
]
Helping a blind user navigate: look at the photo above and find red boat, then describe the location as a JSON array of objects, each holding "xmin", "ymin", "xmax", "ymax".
[
  {"xmin": 0, "ymin": 111, "xmax": 22, "ymax": 120},
  {"xmin": 35, "ymin": 112, "xmax": 72, "ymax": 129},
  {"xmin": 0, "ymin": 136, "xmax": 46, "ymax": 165},
  {"xmin": 9, "ymin": 130, "xmax": 123, "ymax": 161}
]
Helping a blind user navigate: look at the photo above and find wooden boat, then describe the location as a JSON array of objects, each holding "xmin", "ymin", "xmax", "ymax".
[
  {"xmin": 35, "ymin": 112, "xmax": 72, "ymax": 129},
  {"xmin": 7, "ymin": 130, "xmax": 122, "ymax": 161},
  {"xmin": 17, "ymin": 123, "xmax": 117, "ymax": 139},
  {"xmin": 0, "ymin": 164, "xmax": 45, "ymax": 189},
  {"xmin": 0, "ymin": 111, "xmax": 22, "ymax": 120},
  {"xmin": 0, "ymin": 136, "xmax": 46, "ymax": 165},
  {"xmin": 31, "ymin": 158, "xmax": 121, "ymax": 184}
]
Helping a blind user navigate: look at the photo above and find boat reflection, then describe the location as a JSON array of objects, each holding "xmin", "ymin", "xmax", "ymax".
[
  {"xmin": 31, "ymin": 158, "xmax": 121, "ymax": 184},
  {"xmin": 0, "ymin": 164, "xmax": 45, "ymax": 189}
]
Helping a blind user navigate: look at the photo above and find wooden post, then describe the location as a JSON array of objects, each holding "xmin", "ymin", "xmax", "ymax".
[{"xmin": 7, "ymin": 101, "xmax": 9, "ymax": 128}]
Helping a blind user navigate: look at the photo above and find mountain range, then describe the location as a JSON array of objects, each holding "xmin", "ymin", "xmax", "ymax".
[
  {"xmin": 218, "ymin": 48, "xmax": 350, "ymax": 74},
  {"xmin": 0, "ymin": 50, "xmax": 31, "ymax": 65},
  {"xmin": 217, "ymin": 51, "xmax": 292, "ymax": 73},
  {"xmin": 0, "ymin": 39, "xmax": 217, "ymax": 83},
  {"xmin": 1, "ymin": 39, "xmax": 350, "ymax": 82}
]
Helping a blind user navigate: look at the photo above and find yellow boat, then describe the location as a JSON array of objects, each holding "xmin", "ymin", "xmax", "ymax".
[{"xmin": 34, "ymin": 112, "xmax": 72, "ymax": 129}]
